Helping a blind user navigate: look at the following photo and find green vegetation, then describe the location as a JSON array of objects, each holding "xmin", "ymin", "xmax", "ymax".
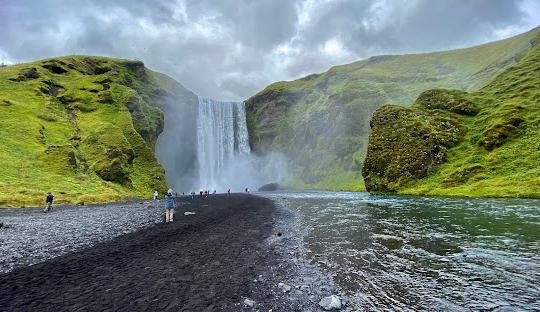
[
  {"xmin": 246, "ymin": 27, "xmax": 540, "ymax": 191},
  {"xmin": 0, "ymin": 55, "xmax": 192, "ymax": 207},
  {"xmin": 363, "ymin": 43, "xmax": 540, "ymax": 197}
]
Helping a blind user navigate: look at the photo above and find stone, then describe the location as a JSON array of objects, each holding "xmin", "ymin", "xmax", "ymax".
[
  {"xmin": 318, "ymin": 295, "xmax": 342, "ymax": 311},
  {"xmin": 184, "ymin": 212, "xmax": 196, "ymax": 216},
  {"xmin": 243, "ymin": 298, "xmax": 255, "ymax": 307},
  {"xmin": 258, "ymin": 182, "xmax": 280, "ymax": 191},
  {"xmin": 278, "ymin": 282, "xmax": 292, "ymax": 292}
]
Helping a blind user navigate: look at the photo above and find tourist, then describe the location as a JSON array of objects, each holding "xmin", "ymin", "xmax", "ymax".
[
  {"xmin": 153, "ymin": 190, "xmax": 158, "ymax": 200},
  {"xmin": 200, "ymin": 189, "xmax": 203, "ymax": 198},
  {"xmin": 164, "ymin": 189, "xmax": 175, "ymax": 223},
  {"xmin": 43, "ymin": 192, "xmax": 54, "ymax": 213},
  {"xmin": 227, "ymin": 187, "xmax": 231, "ymax": 196},
  {"xmin": 213, "ymin": 190, "xmax": 216, "ymax": 194}
]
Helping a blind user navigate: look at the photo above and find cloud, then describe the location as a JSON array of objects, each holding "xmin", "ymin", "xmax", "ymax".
[{"xmin": 0, "ymin": 0, "xmax": 537, "ymax": 100}]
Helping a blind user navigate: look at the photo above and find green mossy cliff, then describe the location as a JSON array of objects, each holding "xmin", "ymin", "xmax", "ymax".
[
  {"xmin": 362, "ymin": 44, "xmax": 540, "ymax": 197},
  {"xmin": 246, "ymin": 27, "xmax": 540, "ymax": 191},
  {"xmin": 0, "ymin": 56, "xmax": 196, "ymax": 207}
]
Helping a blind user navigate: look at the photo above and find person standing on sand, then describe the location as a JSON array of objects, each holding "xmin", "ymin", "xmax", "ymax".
[
  {"xmin": 153, "ymin": 191, "xmax": 158, "ymax": 200},
  {"xmin": 164, "ymin": 189, "xmax": 175, "ymax": 223},
  {"xmin": 43, "ymin": 192, "xmax": 54, "ymax": 213}
]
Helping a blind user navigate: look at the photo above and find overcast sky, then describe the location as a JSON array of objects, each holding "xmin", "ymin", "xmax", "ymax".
[{"xmin": 1, "ymin": 0, "xmax": 538, "ymax": 100}]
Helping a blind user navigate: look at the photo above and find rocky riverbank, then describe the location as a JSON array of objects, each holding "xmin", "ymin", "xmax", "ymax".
[{"xmin": 0, "ymin": 194, "xmax": 346, "ymax": 311}]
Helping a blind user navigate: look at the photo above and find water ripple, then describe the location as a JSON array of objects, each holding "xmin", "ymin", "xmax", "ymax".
[{"xmin": 262, "ymin": 191, "xmax": 540, "ymax": 311}]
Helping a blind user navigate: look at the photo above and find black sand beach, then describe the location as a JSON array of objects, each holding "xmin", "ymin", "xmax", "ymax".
[{"xmin": 0, "ymin": 194, "xmax": 341, "ymax": 311}]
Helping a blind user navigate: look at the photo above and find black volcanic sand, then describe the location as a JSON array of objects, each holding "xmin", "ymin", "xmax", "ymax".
[{"xmin": 0, "ymin": 194, "xmax": 342, "ymax": 311}]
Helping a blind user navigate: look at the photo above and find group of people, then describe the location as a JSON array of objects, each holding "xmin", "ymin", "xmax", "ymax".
[{"xmin": 39, "ymin": 186, "xmax": 253, "ymax": 223}]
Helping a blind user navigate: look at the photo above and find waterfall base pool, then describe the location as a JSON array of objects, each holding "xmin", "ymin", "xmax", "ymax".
[{"xmin": 262, "ymin": 191, "xmax": 540, "ymax": 311}]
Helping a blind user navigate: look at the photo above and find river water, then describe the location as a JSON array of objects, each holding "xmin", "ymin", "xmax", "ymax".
[{"xmin": 262, "ymin": 191, "xmax": 540, "ymax": 311}]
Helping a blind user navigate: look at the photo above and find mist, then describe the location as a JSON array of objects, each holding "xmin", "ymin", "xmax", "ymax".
[{"xmin": 155, "ymin": 95, "xmax": 198, "ymax": 193}]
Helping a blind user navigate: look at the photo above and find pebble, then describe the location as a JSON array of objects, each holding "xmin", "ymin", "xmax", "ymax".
[
  {"xmin": 278, "ymin": 282, "xmax": 292, "ymax": 292},
  {"xmin": 319, "ymin": 295, "xmax": 342, "ymax": 311},
  {"xmin": 243, "ymin": 298, "xmax": 255, "ymax": 307}
]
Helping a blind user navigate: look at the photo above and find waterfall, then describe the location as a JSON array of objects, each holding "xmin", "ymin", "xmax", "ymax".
[{"xmin": 196, "ymin": 97, "xmax": 251, "ymax": 190}]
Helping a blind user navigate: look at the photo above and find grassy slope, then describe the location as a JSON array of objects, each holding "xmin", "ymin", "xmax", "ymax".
[
  {"xmin": 0, "ymin": 56, "xmax": 190, "ymax": 207},
  {"xmin": 363, "ymin": 44, "xmax": 540, "ymax": 198},
  {"xmin": 403, "ymin": 44, "xmax": 540, "ymax": 197},
  {"xmin": 246, "ymin": 27, "xmax": 540, "ymax": 191}
]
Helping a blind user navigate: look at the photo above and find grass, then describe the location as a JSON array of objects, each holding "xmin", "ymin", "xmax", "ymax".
[
  {"xmin": 245, "ymin": 27, "xmax": 540, "ymax": 191},
  {"xmin": 363, "ymin": 43, "xmax": 540, "ymax": 198},
  {"xmin": 0, "ymin": 55, "xmax": 188, "ymax": 207}
]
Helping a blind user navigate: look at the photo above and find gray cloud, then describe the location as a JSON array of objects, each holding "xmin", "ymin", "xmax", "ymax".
[{"xmin": 1, "ymin": 0, "xmax": 538, "ymax": 100}]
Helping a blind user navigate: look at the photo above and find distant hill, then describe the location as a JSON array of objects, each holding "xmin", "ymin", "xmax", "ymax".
[
  {"xmin": 363, "ymin": 42, "xmax": 540, "ymax": 197},
  {"xmin": 0, "ymin": 56, "xmax": 196, "ymax": 207},
  {"xmin": 245, "ymin": 27, "xmax": 540, "ymax": 191}
]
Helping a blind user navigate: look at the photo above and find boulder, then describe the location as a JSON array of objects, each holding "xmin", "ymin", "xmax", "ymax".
[
  {"xmin": 258, "ymin": 182, "xmax": 280, "ymax": 191},
  {"xmin": 319, "ymin": 295, "xmax": 342, "ymax": 311},
  {"xmin": 362, "ymin": 105, "xmax": 464, "ymax": 193}
]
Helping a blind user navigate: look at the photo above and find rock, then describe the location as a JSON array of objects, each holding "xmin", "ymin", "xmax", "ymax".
[
  {"xmin": 243, "ymin": 298, "xmax": 255, "ymax": 307},
  {"xmin": 362, "ymin": 104, "xmax": 464, "ymax": 193},
  {"xmin": 258, "ymin": 182, "xmax": 280, "ymax": 191},
  {"xmin": 184, "ymin": 212, "xmax": 196, "ymax": 216},
  {"xmin": 278, "ymin": 282, "xmax": 292, "ymax": 292},
  {"xmin": 18, "ymin": 67, "xmax": 40, "ymax": 81},
  {"xmin": 0, "ymin": 222, "xmax": 3, "ymax": 229},
  {"xmin": 319, "ymin": 295, "xmax": 342, "ymax": 311},
  {"xmin": 415, "ymin": 89, "xmax": 479, "ymax": 116},
  {"xmin": 42, "ymin": 62, "xmax": 68, "ymax": 74}
]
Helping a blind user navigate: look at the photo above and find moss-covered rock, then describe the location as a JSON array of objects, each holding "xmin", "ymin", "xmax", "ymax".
[
  {"xmin": 94, "ymin": 155, "xmax": 131, "ymax": 184},
  {"xmin": 9, "ymin": 67, "xmax": 40, "ymax": 82},
  {"xmin": 414, "ymin": 89, "xmax": 480, "ymax": 115},
  {"xmin": 441, "ymin": 165, "xmax": 484, "ymax": 187},
  {"xmin": 362, "ymin": 105, "xmax": 465, "ymax": 192},
  {"xmin": 478, "ymin": 117, "xmax": 524, "ymax": 150}
]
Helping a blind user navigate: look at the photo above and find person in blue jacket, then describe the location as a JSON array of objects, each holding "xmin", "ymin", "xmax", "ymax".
[{"xmin": 164, "ymin": 189, "xmax": 176, "ymax": 223}]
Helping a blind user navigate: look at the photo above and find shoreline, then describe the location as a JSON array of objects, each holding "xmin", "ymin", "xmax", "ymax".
[
  {"xmin": 2, "ymin": 187, "xmax": 538, "ymax": 210},
  {"xmin": 0, "ymin": 194, "xmax": 345, "ymax": 311}
]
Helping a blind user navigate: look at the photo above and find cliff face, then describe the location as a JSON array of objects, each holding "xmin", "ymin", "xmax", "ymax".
[
  {"xmin": 362, "ymin": 44, "xmax": 540, "ymax": 198},
  {"xmin": 245, "ymin": 27, "xmax": 540, "ymax": 190},
  {"xmin": 0, "ymin": 55, "xmax": 197, "ymax": 206}
]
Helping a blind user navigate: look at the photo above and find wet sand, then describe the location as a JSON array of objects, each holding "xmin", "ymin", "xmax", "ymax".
[{"xmin": 0, "ymin": 194, "xmax": 342, "ymax": 311}]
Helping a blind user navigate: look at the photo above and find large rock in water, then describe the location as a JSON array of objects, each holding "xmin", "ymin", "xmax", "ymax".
[{"xmin": 362, "ymin": 94, "xmax": 466, "ymax": 193}]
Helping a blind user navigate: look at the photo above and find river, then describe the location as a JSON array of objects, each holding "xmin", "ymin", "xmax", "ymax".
[{"xmin": 262, "ymin": 191, "xmax": 540, "ymax": 311}]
